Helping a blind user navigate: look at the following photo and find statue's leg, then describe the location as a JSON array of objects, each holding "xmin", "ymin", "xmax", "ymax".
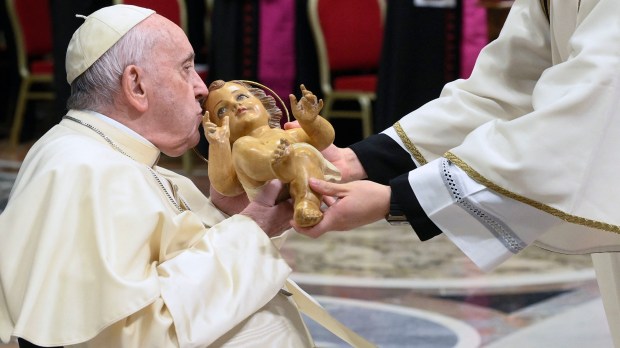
[
  {"xmin": 271, "ymin": 140, "xmax": 324, "ymax": 227},
  {"xmin": 271, "ymin": 138, "xmax": 296, "ymax": 181}
]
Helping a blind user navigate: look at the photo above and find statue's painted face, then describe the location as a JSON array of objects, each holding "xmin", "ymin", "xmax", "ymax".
[{"xmin": 205, "ymin": 82, "xmax": 269, "ymax": 142}]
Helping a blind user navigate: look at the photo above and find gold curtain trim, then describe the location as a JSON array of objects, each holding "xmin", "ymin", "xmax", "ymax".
[
  {"xmin": 445, "ymin": 152, "xmax": 620, "ymax": 235},
  {"xmin": 394, "ymin": 122, "xmax": 427, "ymax": 166}
]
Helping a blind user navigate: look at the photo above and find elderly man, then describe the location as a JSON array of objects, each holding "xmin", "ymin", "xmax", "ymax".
[{"xmin": 0, "ymin": 5, "xmax": 312, "ymax": 347}]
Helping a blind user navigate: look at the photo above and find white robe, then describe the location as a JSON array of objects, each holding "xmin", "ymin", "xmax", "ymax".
[
  {"xmin": 0, "ymin": 110, "xmax": 313, "ymax": 347},
  {"xmin": 378, "ymin": 0, "xmax": 620, "ymax": 270}
]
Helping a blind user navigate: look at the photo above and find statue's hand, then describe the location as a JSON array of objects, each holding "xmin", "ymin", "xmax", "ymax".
[
  {"xmin": 203, "ymin": 113, "xmax": 230, "ymax": 144},
  {"xmin": 289, "ymin": 84, "xmax": 324, "ymax": 123}
]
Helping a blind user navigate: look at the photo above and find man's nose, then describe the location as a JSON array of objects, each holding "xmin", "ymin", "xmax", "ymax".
[
  {"xmin": 195, "ymin": 80, "xmax": 208, "ymax": 101},
  {"xmin": 193, "ymin": 69, "xmax": 208, "ymax": 94}
]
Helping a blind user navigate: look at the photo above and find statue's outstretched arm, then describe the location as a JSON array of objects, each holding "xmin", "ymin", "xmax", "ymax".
[{"xmin": 289, "ymin": 84, "xmax": 335, "ymax": 150}]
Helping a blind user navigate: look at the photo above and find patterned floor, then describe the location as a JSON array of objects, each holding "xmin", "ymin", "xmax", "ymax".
[
  {"xmin": 279, "ymin": 220, "xmax": 609, "ymax": 347},
  {"xmin": 0, "ymin": 143, "xmax": 614, "ymax": 347}
]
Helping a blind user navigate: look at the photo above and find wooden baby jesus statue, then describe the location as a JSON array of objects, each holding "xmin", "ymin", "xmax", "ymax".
[{"xmin": 203, "ymin": 80, "xmax": 341, "ymax": 227}]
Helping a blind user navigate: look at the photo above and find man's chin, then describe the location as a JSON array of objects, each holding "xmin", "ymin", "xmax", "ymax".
[
  {"xmin": 162, "ymin": 149, "xmax": 185, "ymax": 158},
  {"xmin": 189, "ymin": 133, "xmax": 202, "ymax": 148},
  {"xmin": 165, "ymin": 142, "xmax": 199, "ymax": 158}
]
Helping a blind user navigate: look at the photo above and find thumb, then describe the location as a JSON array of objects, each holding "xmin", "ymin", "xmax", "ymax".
[
  {"xmin": 202, "ymin": 111, "xmax": 210, "ymax": 128},
  {"xmin": 289, "ymin": 94, "xmax": 298, "ymax": 108},
  {"xmin": 253, "ymin": 180, "xmax": 285, "ymax": 206}
]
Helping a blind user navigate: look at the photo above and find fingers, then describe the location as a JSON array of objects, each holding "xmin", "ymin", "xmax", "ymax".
[
  {"xmin": 302, "ymin": 93, "xmax": 317, "ymax": 106},
  {"xmin": 252, "ymin": 180, "xmax": 285, "ymax": 206},
  {"xmin": 289, "ymin": 94, "xmax": 298, "ymax": 108},
  {"xmin": 308, "ymin": 178, "xmax": 346, "ymax": 197},
  {"xmin": 204, "ymin": 115, "xmax": 230, "ymax": 142},
  {"xmin": 202, "ymin": 111, "xmax": 210, "ymax": 128},
  {"xmin": 204, "ymin": 122, "xmax": 217, "ymax": 139},
  {"xmin": 283, "ymin": 120, "xmax": 301, "ymax": 130},
  {"xmin": 241, "ymin": 180, "xmax": 294, "ymax": 236},
  {"xmin": 322, "ymin": 195, "xmax": 338, "ymax": 207},
  {"xmin": 292, "ymin": 218, "xmax": 329, "ymax": 238},
  {"xmin": 295, "ymin": 85, "xmax": 318, "ymax": 106},
  {"xmin": 210, "ymin": 188, "xmax": 249, "ymax": 215},
  {"xmin": 222, "ymin": 115, "xmax": 229, "ymax": 131},
  {"xmin": 204, "ymin": 122, "xmax": 216, "ymax": 131}
]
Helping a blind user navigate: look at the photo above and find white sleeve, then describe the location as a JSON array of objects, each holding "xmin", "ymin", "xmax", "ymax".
[
  {"xmin": 157, "ymin": 215, "xmax": 291, "ymax": 347},
  {"xmin": 410, "ymin": 158, "xmax": 561, "ymax": 271},
  {"xmin": 78, "ymin": 215, "xmax": 292, "ymax": 348}
]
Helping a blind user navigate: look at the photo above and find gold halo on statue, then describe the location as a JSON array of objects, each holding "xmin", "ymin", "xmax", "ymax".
[
  {"xmin": 192, "ymin": 80, "xmax": 291, "ymax": 164},
  {"xmin": 239, "ymin": 79, "xmax": 291, "ymax": 123}
]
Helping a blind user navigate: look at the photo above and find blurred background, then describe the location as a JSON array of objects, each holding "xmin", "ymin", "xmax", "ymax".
[
  {"xmin": 4, "ymin": 1, "xmax": 614, "ymax": 347},
  {"xmin": 0, "ymin": 0, "xmax": 510, "ymax": 149}
]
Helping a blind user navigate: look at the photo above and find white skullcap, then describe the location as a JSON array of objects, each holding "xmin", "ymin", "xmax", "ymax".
[{"xmin": 65, "ymin": 4, "xmax": 155, "ymax": 84}]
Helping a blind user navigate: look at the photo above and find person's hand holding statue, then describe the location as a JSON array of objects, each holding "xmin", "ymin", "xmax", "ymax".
[{"xmin": 292, "ymin": 178, "xmax": 390, "ymax": 238}]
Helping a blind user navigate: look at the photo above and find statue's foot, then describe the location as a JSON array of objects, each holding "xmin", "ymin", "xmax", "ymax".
[
  {"xmin": 271, "ymin": 138, "xmax": 292, "ymax": 173},
  {"xmin": 294, "ymin": 199, "xmax": 323, "ymax": 227}
]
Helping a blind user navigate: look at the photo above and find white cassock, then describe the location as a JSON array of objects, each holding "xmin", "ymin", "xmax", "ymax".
[{"xmin": 0, "ymin": 109, "xmax": 314, "ymax": 347}]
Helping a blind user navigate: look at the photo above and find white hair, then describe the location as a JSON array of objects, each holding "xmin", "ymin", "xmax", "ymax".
[{"xmin": 66, "ymin": 21, "xmax": 156, "ymax": 111}]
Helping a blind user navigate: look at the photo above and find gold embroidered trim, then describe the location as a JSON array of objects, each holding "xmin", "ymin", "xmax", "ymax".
[
  {"xmin": 394, "ymin": 122, "xmax": 427, "ymax": 166},
  {"xmin": 445, "ymin": 152, "xmax": 620, "ymax": 235}
]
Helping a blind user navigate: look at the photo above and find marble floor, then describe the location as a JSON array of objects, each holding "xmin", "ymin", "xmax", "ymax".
[{"xmin": 0, "ymin": 139, "xmax": 615, "ymax": 347}]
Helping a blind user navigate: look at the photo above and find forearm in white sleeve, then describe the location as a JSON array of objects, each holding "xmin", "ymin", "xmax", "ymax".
[
  {"xmin": 157, "ymin": 215, "xmax": 291, "ymax": 347},
  {"xmin": 410, "ymin": 158, "xmax": 561, "ymax": 271}
]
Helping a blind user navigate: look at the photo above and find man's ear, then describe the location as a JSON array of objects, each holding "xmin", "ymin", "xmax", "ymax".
[{"xmin": 122, "ymin": 65, "xmax": 148, "ymax": 112}]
